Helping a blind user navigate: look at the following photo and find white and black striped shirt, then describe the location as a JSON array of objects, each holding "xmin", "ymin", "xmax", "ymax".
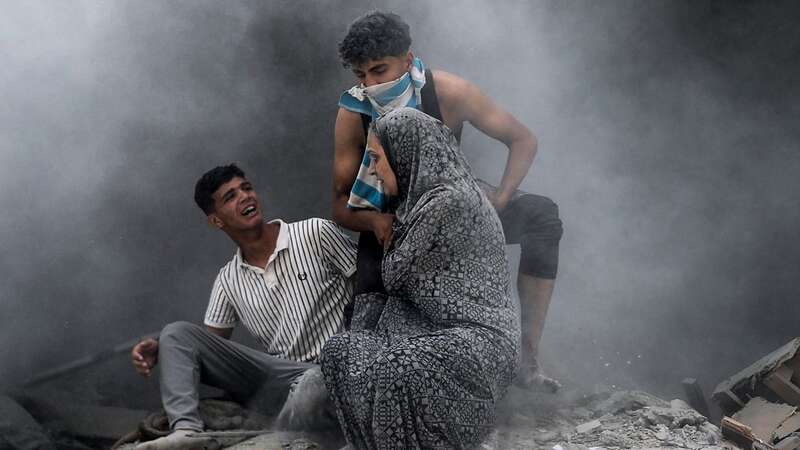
[{"xmin": 204, "ymin": 218, "xmax": 357, "ymax": 362}]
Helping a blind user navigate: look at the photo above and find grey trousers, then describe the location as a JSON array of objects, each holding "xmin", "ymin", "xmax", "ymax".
[{"xmin": 158, "ymin": 321, "xmax": 315, "ymax": 431}]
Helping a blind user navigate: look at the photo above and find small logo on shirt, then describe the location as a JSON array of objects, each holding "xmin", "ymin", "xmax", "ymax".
[{"xmin": 297, "ymin": 272, "xmax": 307, "ymax": 281}]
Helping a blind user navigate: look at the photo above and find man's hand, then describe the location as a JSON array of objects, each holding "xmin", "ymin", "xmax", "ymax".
[
  {"xmin": 131, "ymin": 338, "xmax": 159, "ymax": 377},
  {"xmin": 371, "ymin": 213, "xmax": 395, "ymax": 250}
]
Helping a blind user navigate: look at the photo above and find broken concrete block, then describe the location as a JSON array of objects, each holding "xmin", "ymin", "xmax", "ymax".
[
  {"xmin": 714, "ymin": 338, "xmax": 800, "ymax": 414},
  {"xmin": 777, "ymin": 435, "xmax": 800, "ymax": 450},
  {"xmin": 775, "ymin": 414, "xmax": 800, "ymax": 442},
  {"xmin": 682, "ymin": 377, "xmax": 712, "ymax": 419},
  {"xmin": 733, "ymin": 397, "xmax": 796, "ymax": 443},
  {"xmin": 765, "ymin": 366, "xmax": 800, "ymax": 406},
  {"xmin": 670, "ymin": 398, "xmax": 692, "ymax": 410},
  {"xmin": 576, "ymin": 419, "xmax": 602, "ymax": 434}
]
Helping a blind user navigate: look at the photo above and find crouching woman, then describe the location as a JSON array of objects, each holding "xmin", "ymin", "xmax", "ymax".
[{"xmin": 321, "ymin": 107, "xmax": 520, "ymax": 449}]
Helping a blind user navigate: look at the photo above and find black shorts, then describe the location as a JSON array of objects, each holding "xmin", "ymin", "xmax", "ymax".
[{"xmin": 498, "ymin": 192, "xmax": 563, "ymax": 279}]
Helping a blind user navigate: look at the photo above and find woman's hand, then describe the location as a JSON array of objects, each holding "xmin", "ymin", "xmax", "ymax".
[{"xmin": 371, "ymin": 213, "xmax": 395, "ymax": 251}]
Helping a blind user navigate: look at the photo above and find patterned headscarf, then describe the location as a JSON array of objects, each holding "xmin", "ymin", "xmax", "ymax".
[
  {"xmin": 373, "ymin": 107, "xmax": 520, "ymax": 342},
  {"xmin": 374, "ymin": 107, "xmax": 477, "ymax": 221}
]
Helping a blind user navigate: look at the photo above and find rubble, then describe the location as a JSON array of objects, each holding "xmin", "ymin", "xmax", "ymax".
[
  {"xmin": 481, "ymin": 386, "xmax": 736, "ymax": 450},
  {"xmin": 732, "ymin": 397, "xmax": 795, "ymax": 443},
  {"xmin": 711, "ymin": 338, "xmax": 800, "ymax": 450},
  {"xmin": 576, "ymin": 420, "xmax": 602, "ymax": 434},
  {"xmin": 713, "ymin": 338, "xmax": 800, "ymax": 415},
  {"xmin": 0, "ymin": 394, "xmax": 56, "ymax": 450},
  {"xmin": 17, "ymin": 334, "xmax": 800, "ymax": 450}
]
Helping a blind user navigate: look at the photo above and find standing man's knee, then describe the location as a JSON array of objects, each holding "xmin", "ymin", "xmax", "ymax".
[
  {"xmin": 516, "ymin": 194, "xmax": 563, "ymax": 241},
  {"xmin": 512, "ymin": 195, "xmax": 563, "ymax": 279}
]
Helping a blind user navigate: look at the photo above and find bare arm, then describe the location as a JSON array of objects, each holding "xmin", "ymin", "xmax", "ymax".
[
  {"xmin": 206, "ymin": 325, "xmax": 232, "ymax": 339},
  {"xmin": 435, "ymin": 71, "xmax": 538, "ymax": 210},
  {"xmin": 332, "ymin": 107, "xmax": 395, "ymax": 243}
]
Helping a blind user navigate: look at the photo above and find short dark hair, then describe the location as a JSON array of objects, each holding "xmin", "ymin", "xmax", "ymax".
[
  {"xmin": 338, "ymin": 11, "xmax": 411, "ymax": 68},
  {"xmin": 194, "ymin": 164, "xmax": 245, "ymax": 215}
]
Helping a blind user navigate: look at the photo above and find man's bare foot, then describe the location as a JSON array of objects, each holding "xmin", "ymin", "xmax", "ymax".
[
  {"xmin": 516, "ymin": 357, "xmax": 561, "ymax": 393},
  {"xmin": 135, "ymin": 429, "xmax": 216, "ymax": 450}
]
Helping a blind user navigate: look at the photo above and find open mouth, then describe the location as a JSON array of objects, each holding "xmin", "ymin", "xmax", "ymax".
[{"xmin": 241, "ymin": 205, "xmax": 257, "ymax": 217}]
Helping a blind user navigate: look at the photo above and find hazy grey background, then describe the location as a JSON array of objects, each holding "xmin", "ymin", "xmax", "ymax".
[{"xmin": 1, "ymin": 0, "xmax": 798, "ymax": 402}]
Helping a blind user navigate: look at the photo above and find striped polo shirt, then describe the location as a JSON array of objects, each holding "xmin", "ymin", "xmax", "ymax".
[{"xmin": 204, "ymin": 218, "xmax": 357, "ymax": 362}]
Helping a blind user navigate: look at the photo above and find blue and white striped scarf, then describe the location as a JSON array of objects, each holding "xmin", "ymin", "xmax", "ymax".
[{"xmin": 339, "ymin": 57, "xmax": 426, "ymax": 211}]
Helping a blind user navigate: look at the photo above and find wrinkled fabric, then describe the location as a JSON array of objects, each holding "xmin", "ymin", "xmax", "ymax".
[{"xmin": 321, "ymin": 107, "xmax": 520, "ymax": 449}]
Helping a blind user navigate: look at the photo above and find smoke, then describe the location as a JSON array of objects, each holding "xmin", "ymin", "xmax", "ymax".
[{"xmin": 1, "ymin": 0, "xmax": 799, "ymax": 402}]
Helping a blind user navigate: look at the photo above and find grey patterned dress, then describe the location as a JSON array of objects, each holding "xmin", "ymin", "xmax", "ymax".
[{"xmin": 321, "ymin": 107, "xmax": 520, "ymax": 449}]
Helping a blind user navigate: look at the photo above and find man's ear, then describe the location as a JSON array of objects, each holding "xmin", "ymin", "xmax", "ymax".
[
  {"xmin": 208, "ymin": 214, "xmax": 224, "ymax": 229},
  {"xmin": 405, "ymin": 51, "xmax": 414, "ymax": 69}
]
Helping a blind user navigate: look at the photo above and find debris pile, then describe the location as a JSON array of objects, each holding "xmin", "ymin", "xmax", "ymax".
[
  {"xmin": 713, "ymin": 338, "xmax": 800, "ymax": 450},
  {"xmin": 487, "ymin": 388, "xmax": 731, "ymax": 450},
  {"xmin": 9, "ymin": 336, "xmax": 800, "ymax": 450}
]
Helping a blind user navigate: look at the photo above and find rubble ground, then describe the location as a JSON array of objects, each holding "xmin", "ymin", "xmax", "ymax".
[
  {"xmin": 217, "ymin": 387, "xmax": 739, "ymax": 450},
  {"xmin": 483, "ymin": 387, "xmax": 737, "ymax": 450}
]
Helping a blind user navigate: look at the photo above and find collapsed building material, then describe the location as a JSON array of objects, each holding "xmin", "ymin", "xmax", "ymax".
[
  {"xmin": 775, "ymin": 415, "xmax": 800, "ymax": 442},
  {"xmin": 765, "ymin": 366, "xmax": 800, "ymax": 406},
  {"xmin": 711, "ymin": 339, "xmax": 800, "ymax": 448},
  {"xmin": 776, "ymin": 435, "xmax": 800, "ymax": 450},
  {"xmin": 720, "ymin": 416, "xmax": 765, "ymax": 449},
  {"xmin": 684, "ymin": 377, "xmax": 713, "ymax": 419},
  {"xmin": 713, "ymin": 338, "xmax": 800, "ymax": 415},
  {"xmin": 732, "ymin": 397, "xmax": 795, "ymax": 443},
  {"xmin": 0, "ymin": 394, "xmax": 56, "ymax": 450},
  {"xmin": 18, "ymin": 393, "xmax": 148, "ymax": 442}
]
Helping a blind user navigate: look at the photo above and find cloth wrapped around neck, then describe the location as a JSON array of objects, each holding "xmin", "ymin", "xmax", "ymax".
[{"xmin": 341, "ymin": 57, "xmax": 426, "ymax": 211}]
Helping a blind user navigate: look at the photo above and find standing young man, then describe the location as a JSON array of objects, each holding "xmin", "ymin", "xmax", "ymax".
[
  {"xmin": 132, "ymin": 164, "xmax": 356, "ymax": 450},
  {"xmin": 331, "ymin": 11, "xmax": 563, "ymax": 390}
]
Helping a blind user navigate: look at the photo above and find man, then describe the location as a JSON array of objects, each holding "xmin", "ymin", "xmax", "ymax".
[
  {"xmin": 331, "ymin": 11, "xmax": 563, "ymax": 390},
  {"xmin": 131, "ymin": 164, "xmax": 356, "ymax": 450}
]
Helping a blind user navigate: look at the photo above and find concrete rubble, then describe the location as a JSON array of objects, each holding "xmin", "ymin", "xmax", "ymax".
[
  {"xmin": 107, "ymin": 386, "xmax": 736, "ymax": 450},
  {"xmin": 10, "ymin": 336, "xmax": 800, "ymax": 449},
  {"xmin": 480, "ymin": 388, "xmax": 736, "ymax": 450},
  {"xmin": 712, "ymin": 338, "xmax": 800, "ymax": 450}
]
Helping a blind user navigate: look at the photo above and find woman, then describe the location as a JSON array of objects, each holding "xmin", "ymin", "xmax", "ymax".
[{"xmin": 321, "ymin": 107, "xmax": 520, "ymax": 449}]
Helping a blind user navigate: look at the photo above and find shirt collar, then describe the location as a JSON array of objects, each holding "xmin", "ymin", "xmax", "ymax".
[{"xmin": 236, "ymin": 219, "xmax": 289, "ymax": 271}]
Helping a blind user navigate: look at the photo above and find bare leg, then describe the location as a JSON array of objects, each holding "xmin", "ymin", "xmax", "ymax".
[{"xmin": 517, "ymin": 273, "xmax": 560, "ymax": 392}]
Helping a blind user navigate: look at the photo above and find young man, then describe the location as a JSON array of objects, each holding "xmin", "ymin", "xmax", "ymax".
[
  {"xmin": 331, "ymin": 11, "xmax": 563, "ymax": 390},
  {"xmin": 131, "ymin": 164, "xmax": 356, "ymax": 450}
]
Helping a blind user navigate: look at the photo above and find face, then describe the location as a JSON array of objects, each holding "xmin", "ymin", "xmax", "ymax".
[
  {"xmin": 366, "ymin": 131, "xmax": 398, "ymax": 196},
  {"xmin": 207, "ymin": 176, "xmax": 263, "ymax": 230},
  {"xmin": 352, "ymin": 52, "xmax": 413, "ymax": 87}
]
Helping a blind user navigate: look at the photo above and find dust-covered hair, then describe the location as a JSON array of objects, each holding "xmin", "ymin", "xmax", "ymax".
[{"xmin": 338, "ymin": 11, "xmax": 411, "ymax": 68}]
